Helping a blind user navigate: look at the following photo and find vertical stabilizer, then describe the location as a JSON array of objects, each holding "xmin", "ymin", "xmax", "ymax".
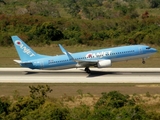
[{"xmin": 11, "ymin": 36, "xmax": 42, "ymax": 61}]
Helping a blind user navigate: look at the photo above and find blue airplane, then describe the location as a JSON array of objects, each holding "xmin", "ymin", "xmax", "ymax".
[{"xmin": 11, "ymin": 36, "xmax": 157, "ymax": 73}]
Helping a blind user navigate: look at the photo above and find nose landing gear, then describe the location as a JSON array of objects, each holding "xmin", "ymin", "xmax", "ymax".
[{"xmin": 142, "ymin": 59, "xmax": 145, "ymax": 64}]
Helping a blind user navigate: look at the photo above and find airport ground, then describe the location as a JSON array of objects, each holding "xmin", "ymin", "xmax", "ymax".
[
  {"xmin": 0, "ymin": 46, "xmax": 160, "ymax": 98},
  {"xmin": 0, "ymin": 83, "xmax": 160, "ymax": 98}
]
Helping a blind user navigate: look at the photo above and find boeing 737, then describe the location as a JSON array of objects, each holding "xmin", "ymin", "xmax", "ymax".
[{"xmin": 11, "ymin": 36, "xmax": 157, "ymax": 73}]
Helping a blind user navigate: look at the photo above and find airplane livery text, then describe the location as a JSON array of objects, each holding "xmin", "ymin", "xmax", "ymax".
[
  {"xmin": 15, "ymin": 40, "xmax": 35, "ymax": 57},
  {"xmin": 86, "ymin": 51, "xmax": 111, "ymax": 59}
]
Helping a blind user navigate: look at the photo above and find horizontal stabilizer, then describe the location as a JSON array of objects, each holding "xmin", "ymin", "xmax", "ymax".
[
  {"xmin": 14, "ymin": 60, "xmax": 22, "ymax": 63},
  {"xmin": 14, "ymin": 60, "xmax": 32, "ymax": 64}
]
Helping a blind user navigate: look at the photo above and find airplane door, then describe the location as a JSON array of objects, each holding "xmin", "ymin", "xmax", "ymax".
[
  {"xmin": 33, "ymin": 61, "xmax": 44, "ymax": 69},
  {"xmin": 40, "ymin": 61, "xmax": 44, "ymax": 68},
  {"xmin": 35, "ymin": 61, "xmax": 44, "ymax": 68},
  {"xmin": 139, "ymin": 47, "xmax": 143, "ymax": 54}
]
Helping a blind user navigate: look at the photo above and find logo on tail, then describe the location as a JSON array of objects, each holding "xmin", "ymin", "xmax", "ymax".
[{"xmin": 15, "ymin": 40, "xmax": 35, "ymax": 57}]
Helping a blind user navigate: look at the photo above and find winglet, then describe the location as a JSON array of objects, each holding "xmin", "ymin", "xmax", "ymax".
[
  {"xmin": 59, "ymin": 44, "xmax": 67, "ymax": 54},
  {"xmin": 59, "ymin": 44, "xmax": 74, "ymax": 61}
]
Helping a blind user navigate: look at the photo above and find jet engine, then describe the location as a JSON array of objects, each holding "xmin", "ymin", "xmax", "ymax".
[{"xmin": 97, "ymin": 60, "xmax": 111, "ymax": 68}]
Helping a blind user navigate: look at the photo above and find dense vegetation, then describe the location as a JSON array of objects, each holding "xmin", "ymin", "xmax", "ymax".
[
  {"xmin": 1, "ymin": 84, "xmax": 160, "ymax": 119},
  {"xmin": 0, "ymin": 0, "xmax": 160, "ymax": 46}
]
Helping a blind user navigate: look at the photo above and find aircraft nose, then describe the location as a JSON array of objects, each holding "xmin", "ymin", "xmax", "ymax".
[{"xmin": 152, "ymin": 48, "xmax": 157, "ymax": 53}]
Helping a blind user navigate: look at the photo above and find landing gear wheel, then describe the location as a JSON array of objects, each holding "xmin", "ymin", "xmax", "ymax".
[
  {"xmin": 85, "ymin": 67, "xmax": 91, "ymax": 73},
  {"xmin": 142, "ymin": 60, "xmax": 145, "ymax": 64}
]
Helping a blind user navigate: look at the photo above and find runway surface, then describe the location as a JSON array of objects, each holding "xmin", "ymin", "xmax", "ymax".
[{"xmin": 0, "ymin": 68, "xmax": 160, "ymax": 83}]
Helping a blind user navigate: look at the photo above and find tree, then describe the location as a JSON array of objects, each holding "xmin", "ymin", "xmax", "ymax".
[
  {"xmin": 0, "ymin": 0, "xmax": 6, "ymax": 4},
  {"xmin": 149, "ymin": 0, "xmax": 160, "ymax": 8},
  {"xmin": 34, "ymin": 22, "xmax": 64, "ymax": 41},
  {"xmin": 0, "ymin": 98, "xmax": 10, "ymax": 115},
  {"xmin": 92, "ymin": 91, "xmax": 149, "ymax": 120},
  {"xmin": 95, "ymin": 91, "xmax": 135, "ymax": 109},
  {"xmin": 29, "ymin": 84, "xmax": 52, "ymax": 100}
]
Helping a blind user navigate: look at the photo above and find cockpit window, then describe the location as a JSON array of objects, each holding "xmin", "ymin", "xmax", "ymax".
[{"xmin": 146, "ymin": 47, "xmax": 151, "ymax": 49}]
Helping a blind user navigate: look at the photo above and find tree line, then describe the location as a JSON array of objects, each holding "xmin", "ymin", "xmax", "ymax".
[
  {"xmin": 0, "ymin": 0, "xmax": 160, "ymax": 46},
  {"xmin": 0, "ymin": 14, "xmax": 160, "ymax": 46}
]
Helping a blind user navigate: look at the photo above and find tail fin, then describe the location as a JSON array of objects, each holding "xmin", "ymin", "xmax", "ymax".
[{"xmin": 11, "ymin": 36, "xmax": 43, "ymax": 61}]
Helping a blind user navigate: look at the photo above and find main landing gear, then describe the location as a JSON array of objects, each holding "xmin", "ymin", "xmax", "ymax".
[
  {"xmin": 142, "ymin": 59, "xmax": 145, "ymax": 64},
  {"xmin": 85, "ymin": 67, "xmax": 91, "ymax": 73}
]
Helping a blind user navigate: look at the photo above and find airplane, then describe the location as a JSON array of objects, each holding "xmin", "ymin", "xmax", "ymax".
[{"xmin": 11, "ymin": 35, "xmax": 157, "ymax": 73}]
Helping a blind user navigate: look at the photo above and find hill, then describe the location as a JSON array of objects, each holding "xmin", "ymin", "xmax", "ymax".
[{"xmin": 0, "ymin": 0, "xmax": 160, "ymax": 46}]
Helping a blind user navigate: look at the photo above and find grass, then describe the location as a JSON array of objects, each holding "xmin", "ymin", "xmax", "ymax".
[
  {"xmin": 1, "ymin": 83, "xmax": 160, "ymax": 98},
  {"xmin": 0, "ymin": 45, "xmax": 159, "ymax": 67},
  {"xmin": 137, "ymin": 8, "xmax": 160, "ymax": 17}
]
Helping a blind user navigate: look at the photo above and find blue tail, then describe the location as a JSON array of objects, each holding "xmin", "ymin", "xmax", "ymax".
[{"xmin": 11, "ymin": 36, "xmax": 45, "ymax": 61}]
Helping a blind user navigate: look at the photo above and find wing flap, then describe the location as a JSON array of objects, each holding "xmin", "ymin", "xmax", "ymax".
[
  {"xmin": 75, "ymin": 59, "xmax": 98, "ymax": 64},
  {"xmin": 75, "ymin": 59, "xmax": 98, "ymax": 67}
]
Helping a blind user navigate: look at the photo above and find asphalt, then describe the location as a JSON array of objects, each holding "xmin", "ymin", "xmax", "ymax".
[{"xmin": 0, "ymin": 68, "xmax": 160, "ymax": 83}]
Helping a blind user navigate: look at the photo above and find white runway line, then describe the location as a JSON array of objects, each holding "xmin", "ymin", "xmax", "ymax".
[
  {"xmin": 1, "ymin": 76, "xmax": 159, "ymax": 83},
  {"xmin": 0, "ymin": 68, "xmax": 160, "ymax": 83},
  {"xmin": 1, "ymin": 68, "xmax": 160, "ymax": 72}
]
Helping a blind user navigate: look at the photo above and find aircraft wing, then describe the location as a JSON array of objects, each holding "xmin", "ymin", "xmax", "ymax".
[
  {"xmin": 76, "ymin": 59, "xmax": 98, "ymax": 63},
  {"xmin": 74, "ymin": 59, "xmax": 98, "ymax": 67},
  {"xmin": 58, "ymin": 44, "xmax": 100, "ymax": 66}
]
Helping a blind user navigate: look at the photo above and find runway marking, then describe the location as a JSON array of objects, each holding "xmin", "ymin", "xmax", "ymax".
[{"xmin": 0, "ymin": 68, "xmax": 160, "ymax": 83}]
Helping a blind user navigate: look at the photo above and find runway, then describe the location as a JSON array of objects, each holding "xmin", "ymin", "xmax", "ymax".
[{"xmin": 0, "ymin": 68, "xmax": 160, "ymax": 83}]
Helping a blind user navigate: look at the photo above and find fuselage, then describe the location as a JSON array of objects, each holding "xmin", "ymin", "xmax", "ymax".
[{"xmin": 20, "ymin": 45, "xmax": 157, "ymax": 70}]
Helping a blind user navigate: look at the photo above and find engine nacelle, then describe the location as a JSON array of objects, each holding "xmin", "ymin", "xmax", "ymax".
[{"xmin": 97, "ymin": 60, "xmax": 111, "ymax": 68}]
